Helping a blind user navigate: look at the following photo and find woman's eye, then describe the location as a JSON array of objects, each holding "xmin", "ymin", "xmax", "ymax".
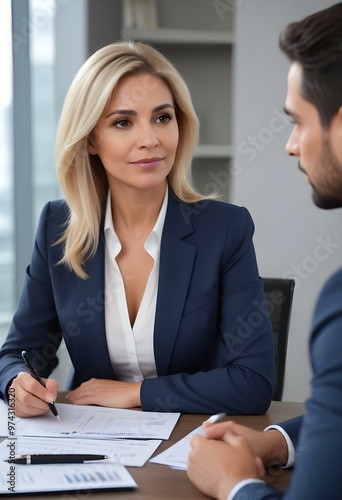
[
  {"xmin": 114, "ymin": 119, "xmax": 130, "ymax": 128},
  {"xmin": 156, "ymin": 114, "xmax": 171, "ymax": 124}
]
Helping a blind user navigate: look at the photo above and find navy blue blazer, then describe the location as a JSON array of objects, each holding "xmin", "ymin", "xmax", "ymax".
[
  {"xmin": 0, "ymin": 190, "xmax": 275, "ymax": 414},
  {"xmin": 239, "ymin": 268, "xmax": 342, "ymax": 498}
]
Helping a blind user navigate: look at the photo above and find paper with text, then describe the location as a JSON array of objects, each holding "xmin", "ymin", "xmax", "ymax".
[
  {"xmin": 14, "ymin": 403, "xmax": 180, "ymax": 440},
  {"xmin": 0, "ymin": 461, "xmax": 137, "ymax": 495},
  {"xmin": 0, "ymin": 435, "xmax": 161, "ymax": 467}
]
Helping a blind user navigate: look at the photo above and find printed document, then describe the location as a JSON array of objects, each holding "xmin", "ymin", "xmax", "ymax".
[
  {"xmin": 0, "ymin": 435, "xmax": 161, "ymax": 467},
  {"xmin": 0, "ymin": 461, "xmax": 137, "ymax": 495},
  {"xmin": 14, "ymin": 403, "xmax": 180, "ymax": 440}
]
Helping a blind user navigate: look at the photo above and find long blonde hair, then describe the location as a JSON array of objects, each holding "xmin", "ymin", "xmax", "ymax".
[{"xmin": 56, "ymin": 40, "xmax": 213, "ymax": 278}]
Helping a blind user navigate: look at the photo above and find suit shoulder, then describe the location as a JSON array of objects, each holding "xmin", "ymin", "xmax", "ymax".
[
  {"xmin": 321, "ymin": 267, "xmax": 342, "ymax": 293},
  {"xmin": 36, "ymin": 200, "xmax": 69, "ymax": 242},
  {"xmin": 192, "ymin": 200, "xmax": 254, "ymax": 232},
  {"xmin": 179, "ymin": 200, "xmax": 255, "ymax": 248},
  {"xmin": 314, "ymin": 268, "xmax": 342, "ymax": 314},
  {"xmin": 311, "ymin": 267, "xmax": 342, "ymax": 345},
  {"xmin": 38, "ymin": 199, "xmax": 69, "ymax": 224},
  {"xmin": 194, "ymin": 199, "xmax": 252, "ymax": 219},
  {"xmin": 316, "ymin": 268, "xmax": 342, "ymax": 304}
]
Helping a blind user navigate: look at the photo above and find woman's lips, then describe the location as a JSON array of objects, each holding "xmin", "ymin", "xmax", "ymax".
[{"xmin": 130, "ymin": 157, "xmax": 164, "ymax": 168}]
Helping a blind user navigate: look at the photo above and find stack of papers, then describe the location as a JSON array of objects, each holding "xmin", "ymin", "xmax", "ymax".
[{"xmin": 0, "ymin": 400, "xmax": 181, "ymax": 495}]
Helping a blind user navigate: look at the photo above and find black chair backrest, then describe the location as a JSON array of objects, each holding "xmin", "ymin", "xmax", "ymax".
[{"xmin": 263, "ymin": 277, "xmax": 295, "ymax": 401}]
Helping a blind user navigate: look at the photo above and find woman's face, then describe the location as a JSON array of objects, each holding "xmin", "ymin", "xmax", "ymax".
[{"xmin": 89, "ymin": 73, "xmax": 179, "ymax": 194}]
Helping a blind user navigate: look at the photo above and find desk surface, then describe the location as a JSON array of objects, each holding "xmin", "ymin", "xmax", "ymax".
[{"xmin": 1, "ymin": 399, "xmax": 304, "ymax": 499}]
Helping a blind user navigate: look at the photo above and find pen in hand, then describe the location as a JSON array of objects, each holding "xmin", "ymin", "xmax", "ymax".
[
  {"xmin": 204, "ymin": 413, "xmax": 226, "ymax": 424},
  {"xmin": 21, "ymin": 350, "xmax": 60, "ymax": 421},
  {"xmin": 5, "ymin": 454, "xmax": 108, "ymax": 465}
]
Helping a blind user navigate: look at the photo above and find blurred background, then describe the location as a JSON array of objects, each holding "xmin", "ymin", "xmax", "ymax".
[{"xmin": 1, "ymin": 0, "xmax": 340, "ymax": 401}]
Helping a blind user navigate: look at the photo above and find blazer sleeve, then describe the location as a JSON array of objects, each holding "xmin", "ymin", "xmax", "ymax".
[
  {"xmin": 0, "ymin": 202, "xmax": 63, "ymax": 401},
  {"xmin": 277, "ymin": 415, "xmax": 303, "ymax": 445},
  {"xmin": 232, "ymin": 269, "xmax": 342, "ymax": 499},
  {"xmin": 141, "ymin": 205, "xmax": 275, "ymax": 414}
]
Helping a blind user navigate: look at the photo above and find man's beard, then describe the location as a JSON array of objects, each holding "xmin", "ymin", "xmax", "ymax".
[
  {"xmin": 299, "ymin": 137, "xmax": 342, "ymax": 210},
  {"xmin": 311, "ymin": 185, "xmax": 342, "ymax": 209}
]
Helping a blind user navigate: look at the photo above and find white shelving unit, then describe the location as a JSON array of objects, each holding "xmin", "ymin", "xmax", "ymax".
[{"xmin": 121, "ymin": 0, "xmax": 234, "ymax": 200}]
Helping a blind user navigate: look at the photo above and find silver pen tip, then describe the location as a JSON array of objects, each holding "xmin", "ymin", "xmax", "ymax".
[{"xmin": 56, "ymin": 415, "xmax": 61, "ymax": 421}]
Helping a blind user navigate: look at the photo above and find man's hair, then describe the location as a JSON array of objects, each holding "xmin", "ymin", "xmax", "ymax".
[{"xmin": 279, "ymin": 2, "xmax": 342, "ymax": 128}]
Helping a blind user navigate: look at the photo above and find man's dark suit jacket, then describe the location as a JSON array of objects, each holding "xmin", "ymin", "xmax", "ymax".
[
  {"xmin": 0, "ymin": 190, "xmax": 275, "ymax": 414},
  {"xmin": 238, "ymin": 268, "xmax": 342, "ymax": 498}
]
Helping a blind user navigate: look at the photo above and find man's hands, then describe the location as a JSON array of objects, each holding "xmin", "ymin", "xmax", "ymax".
[
  {"xmin": 187, "ymin": 432, "xmax": 264, "ymax": 500},
  {"xmin": 66, "ymin": 378, "xmax": 142, "ymax": 408},
  {"xmin": 187, "ymin": 420, "xmax": 289, "ymax": 499},
  {"xmin": 10, "ymin": 372, "xmax": 59, "ymax": 417},
  {"xmin": 203, "ymin": 420, "xmax": 289, "ymax": 466}
]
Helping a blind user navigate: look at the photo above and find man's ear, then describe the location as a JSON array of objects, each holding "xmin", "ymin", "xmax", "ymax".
[
  {"xmin": 333, "ymin": 107, "xmax": 342, "ymax": 157},
  {"xmin": 336, "ymin": 106, "xmax": 342, "ymax": 136}
]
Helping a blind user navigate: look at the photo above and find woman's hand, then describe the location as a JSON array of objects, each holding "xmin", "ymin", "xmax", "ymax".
[
  {"xmin": 187, "ymin": 432, "xmax": 264, "ymax": 500},
  {"xmin": 66, "ymin": 378, "xmax": 142, "ymax": 408},
  {"xmin": 10, "ymin": 371, "xmax": 59, "ymax": 417}
]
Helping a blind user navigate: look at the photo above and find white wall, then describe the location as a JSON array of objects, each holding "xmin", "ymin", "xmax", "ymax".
[{"xmin": 232, "ymin": 0, "xmax": 342, "ymax": 402}]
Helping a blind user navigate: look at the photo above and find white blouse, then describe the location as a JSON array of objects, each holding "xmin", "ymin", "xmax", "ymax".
[{"xmin": 104, "ymin": 188, "xmax": 168, "ymax": 382}]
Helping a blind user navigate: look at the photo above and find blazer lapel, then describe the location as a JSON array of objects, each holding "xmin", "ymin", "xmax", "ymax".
[
  {"xmin": 154, "ymin": 192, "xmax": 196, "ymax": 375},
  {"xmin": 76, "ymin": 231, "xmax": 116, "ymax": 379}
]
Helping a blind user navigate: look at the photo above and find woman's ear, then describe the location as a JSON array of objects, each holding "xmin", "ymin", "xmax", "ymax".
[
  {"xmin": 87, "ymin": 138, "xmax": 96, "ymax": 155},
  {"xmin": 87, "ymin": 132, "xmax": 98, "ymax": 155}
]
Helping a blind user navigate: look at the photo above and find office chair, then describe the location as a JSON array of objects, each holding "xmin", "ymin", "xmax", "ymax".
[{"xmin": 263, "ymin": 277, "xmax": 295, "ymax": 401}]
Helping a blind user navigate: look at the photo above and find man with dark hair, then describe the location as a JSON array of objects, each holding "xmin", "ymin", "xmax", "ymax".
[{"xmin": 187, "ymin": 3, "xmax": 342, "ymax": 499}]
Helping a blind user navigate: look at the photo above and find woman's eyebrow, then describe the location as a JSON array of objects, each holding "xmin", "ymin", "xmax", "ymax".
[{"xmin": 105, "ymin": 103, "xmax": 174, "ymax": 119}]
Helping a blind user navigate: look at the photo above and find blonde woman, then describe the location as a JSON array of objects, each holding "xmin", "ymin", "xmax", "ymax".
[{"xmin": 0, "ymin": 41, "xmax": 275, "ymax": 416}]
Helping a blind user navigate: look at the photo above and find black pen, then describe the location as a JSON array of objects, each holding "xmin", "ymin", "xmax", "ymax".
[
  {"xmin": 5, "ymin": 454, "xmax": 108, "ymax": 465},
  {"xmin": 21, "ymin": 350, "xmax": 60, "ymax": 421}
]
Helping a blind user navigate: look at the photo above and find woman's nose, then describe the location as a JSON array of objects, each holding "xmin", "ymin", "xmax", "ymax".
[{"xmin": 137, "ymin": 124, "xmax": 159, "ymax": 149}]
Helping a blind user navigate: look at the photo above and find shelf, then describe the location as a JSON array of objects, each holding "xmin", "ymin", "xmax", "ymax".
[
  {"xmin": 194, "ymin": 144, "xmax": 233, "ymax": 159},
  {"xmin": 121, "ymin": 27, "xmax": 234, "ymax": 45}
]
